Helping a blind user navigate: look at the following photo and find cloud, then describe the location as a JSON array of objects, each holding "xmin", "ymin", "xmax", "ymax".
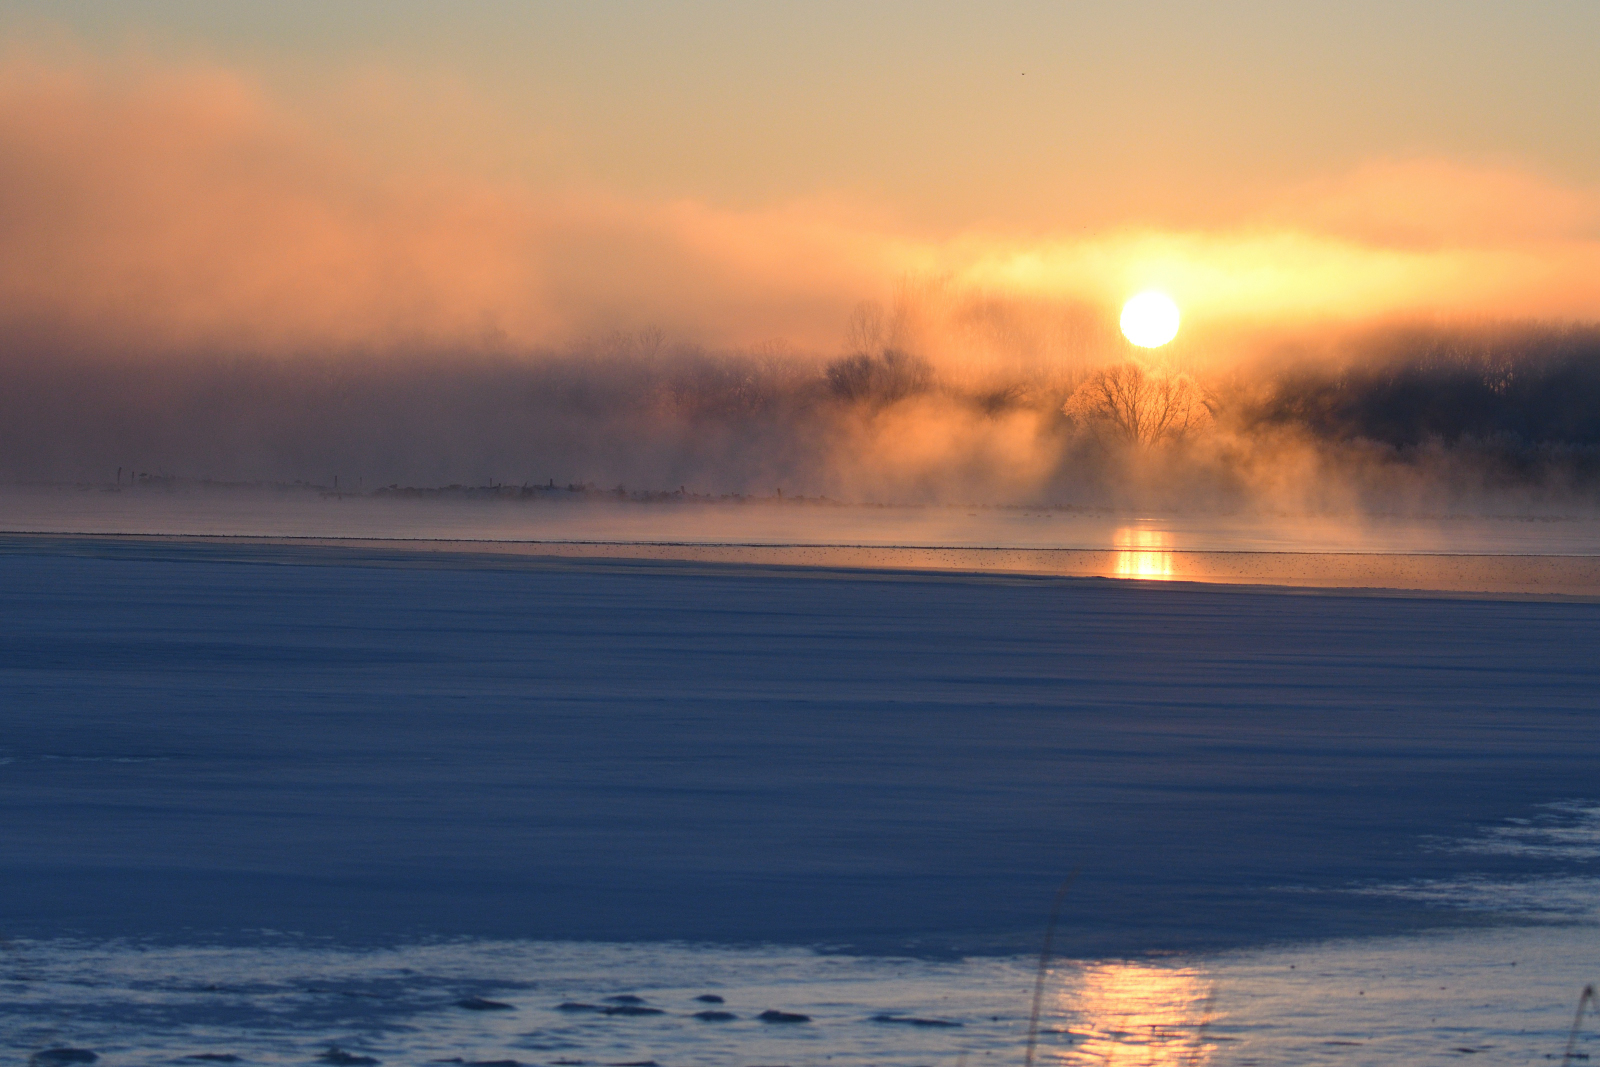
[
  {"xmin": 952, "ymin": 160, "xmax": 1600, "ymax": 326},
  {"xmin": 5, "ymin": 45, "xmax": 1600, "ymax": 362},
  {"xmin": 1267, "ymin": 159, "xmax": 1600, "ymax": 249},
  {"xmin": 0, "ymin": 46, "xmax": 916, "ymax": 354}
]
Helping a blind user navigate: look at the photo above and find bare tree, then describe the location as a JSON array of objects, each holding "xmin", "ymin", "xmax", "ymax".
[
  {"xmin": 845, "ymin": 302, "xmax": 888, "ymax": 355},
  {"xmin": 635, "ymin": 326, "xmax": 666, "ymax": 360},
  {"xmin": 1064, "ymin": 360, "xmax": 1212, "ymax": 446},
  {"xmin": 829, "ymin": 299, "xmax": 932, "ymax": 405},
  {"xmin": 826, "ymin": 350, "xmax": 933, "ymax": 404}
]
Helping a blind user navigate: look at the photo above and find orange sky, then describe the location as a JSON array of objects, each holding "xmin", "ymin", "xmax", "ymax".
[{"xmin": 3, "ymin": 5, "xmax": 1600, "ymax": 355}]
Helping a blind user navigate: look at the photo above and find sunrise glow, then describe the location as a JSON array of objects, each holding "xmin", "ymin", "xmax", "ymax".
[{"xmin": 1120, "ymin": 292, "xmax": 1181, "ymax": 348}]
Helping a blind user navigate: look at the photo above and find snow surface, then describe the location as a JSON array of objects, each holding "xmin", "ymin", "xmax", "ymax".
[{"xmin": 3, "ymin": 535, "xmax": 1598, "ymax": 957}]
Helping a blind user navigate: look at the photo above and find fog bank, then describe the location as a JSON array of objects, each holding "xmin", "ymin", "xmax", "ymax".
[{"xmin": 4, "ymin": 317, "xmax": 1599, "ymax": 513}]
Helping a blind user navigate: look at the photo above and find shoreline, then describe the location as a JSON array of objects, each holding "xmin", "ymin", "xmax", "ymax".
[{"xmin": 5, "ymin": 529, "xmax": 1600, "ymax": 598}]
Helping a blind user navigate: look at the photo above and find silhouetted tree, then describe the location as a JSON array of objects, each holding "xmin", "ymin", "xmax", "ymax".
[{"xmin": 1064, "ymin": 361, "xmax": 1212, "ymax": 446}]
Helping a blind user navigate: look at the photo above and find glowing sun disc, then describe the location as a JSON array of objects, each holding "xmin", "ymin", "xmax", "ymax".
[{"xmin": 1120, "ymin": 291, "xmax": 1180, "ymax": 348}]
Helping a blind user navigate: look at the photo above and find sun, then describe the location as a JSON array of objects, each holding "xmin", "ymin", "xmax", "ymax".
[{"xmin": 1120, "ymin": 291, "xmax": 1180, "ymax": 348}]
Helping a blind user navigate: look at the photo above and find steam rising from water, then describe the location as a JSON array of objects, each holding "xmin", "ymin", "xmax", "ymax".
[{"xmin": 4, "ymin": 315, "xmax": 1599, "ymax": 512}]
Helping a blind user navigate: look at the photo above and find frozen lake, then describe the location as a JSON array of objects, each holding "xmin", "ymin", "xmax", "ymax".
[{"xmin": 3, "ymin": 533, "xmax": 1599, "ymax": 1063}]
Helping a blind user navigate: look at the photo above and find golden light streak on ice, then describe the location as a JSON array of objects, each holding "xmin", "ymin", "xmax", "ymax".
[
  {"xmin": 1055, "ymin": 961, "xmax": 1217, "ymax": 1065},
  {"xmin": 1113, "ymin": 527, "xmax": 1175, "ymax": 580}
]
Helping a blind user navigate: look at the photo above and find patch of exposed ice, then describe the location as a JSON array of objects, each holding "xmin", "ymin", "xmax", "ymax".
[
  {"xmin": 1340, "ymin": 802, "xmax": 1600, "ymax": 922},
  {"xmin": 1437, "ymin": 800, "xmax": 1600, "ymax": 861},
  {"xmin": 1348, "ymin": 875, "xmax": 1600, "ymax": 919},
  {"xmin": 5, "ymin": 930, "xmax": 1599, "ymax": 1067}
]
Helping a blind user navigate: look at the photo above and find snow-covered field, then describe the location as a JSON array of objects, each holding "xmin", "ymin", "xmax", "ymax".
[{"xmin": 4, "ymin": 528, "xmax": 1599, "ymax": 1064}]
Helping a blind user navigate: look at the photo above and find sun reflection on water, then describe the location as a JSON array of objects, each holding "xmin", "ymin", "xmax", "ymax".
[
  {"xmin": 1048, "ymin": 960, "xmax": 1217, "ymax": 1065},
  {"xmin": 1113, "ymin": 527, "xmax": 1175, "ymax": 580}
]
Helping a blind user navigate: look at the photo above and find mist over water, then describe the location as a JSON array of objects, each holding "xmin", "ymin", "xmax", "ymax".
[{"xmin": 5, "ymin": 317, "xmax": 1600, "ymax": 516}]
